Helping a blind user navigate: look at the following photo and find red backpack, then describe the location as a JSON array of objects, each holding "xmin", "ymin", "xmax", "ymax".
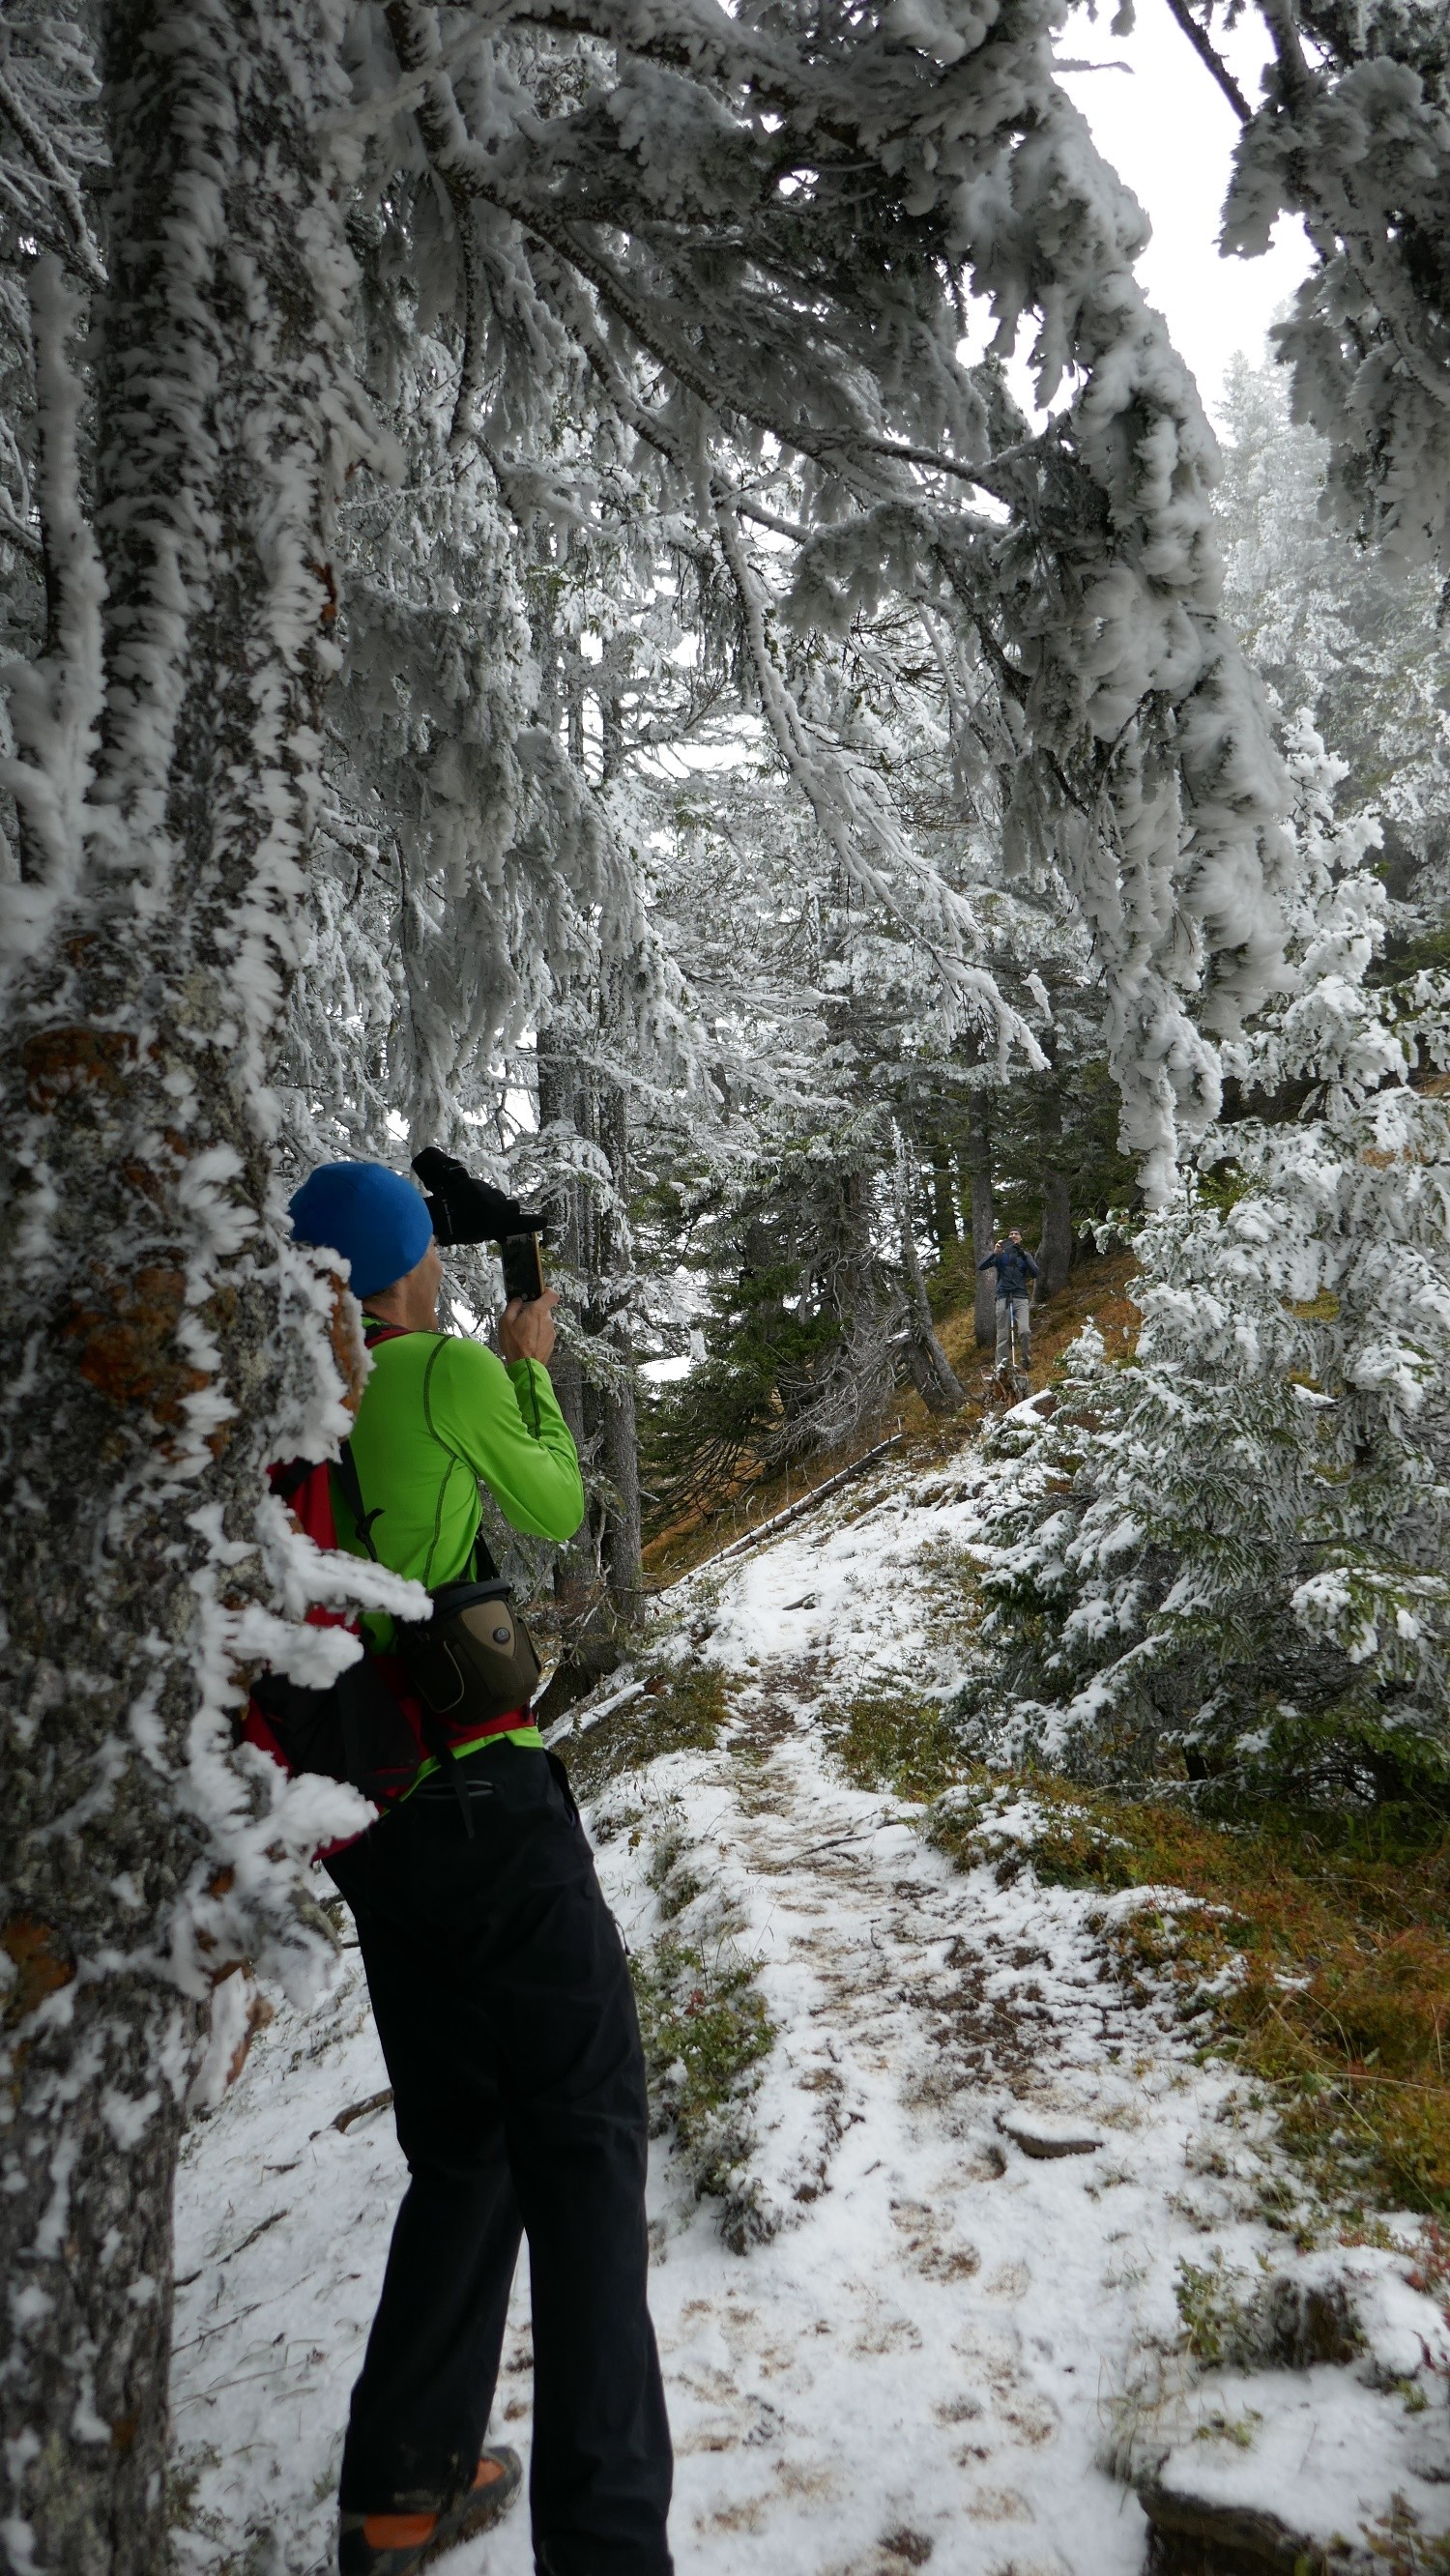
[{"xmin": 243, "ymin": 1444, "xmax": 438, "ymax": 1819}]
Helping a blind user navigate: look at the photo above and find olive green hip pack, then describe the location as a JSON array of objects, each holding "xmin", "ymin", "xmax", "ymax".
[{"xmin": 393, "ymin": 1577, "xmax": 541, "ymax": 1723}]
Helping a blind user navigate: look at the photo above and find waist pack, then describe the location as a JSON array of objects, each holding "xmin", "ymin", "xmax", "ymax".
[{"xmin": 392, "ymin": 1576, "xmax": 542, "ymax": 1728}]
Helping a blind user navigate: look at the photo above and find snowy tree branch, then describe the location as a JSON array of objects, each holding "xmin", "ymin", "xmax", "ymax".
[
  {"xmin": 1160, "ymin": 0, "xmax": 1252, "ymax": 124},
  {"xmin": 0, "ymin": 60, "xmax": 104, "ymax": 282}
]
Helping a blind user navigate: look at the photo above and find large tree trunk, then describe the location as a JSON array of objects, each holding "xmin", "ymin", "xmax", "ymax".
[
  {"xmin": 0, "ymin": 6, "xmax": 369, "ymax": 2566},
  {"xmin": 535, "ymin": 1021, "xmax": 640, "ymax": 1635},
  {"xmin": 536, "ymin": 1023, "xmax": 596, "ymax": 1626},
  {"xmin": 962, "ymin": 1090, "xmax": 997, "ymax": 1348}
]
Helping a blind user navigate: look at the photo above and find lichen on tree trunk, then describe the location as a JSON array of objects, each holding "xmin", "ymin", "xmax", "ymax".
[{"xmin": 0, "ymin": 2, "xmax": 377, "ymax": 2563}]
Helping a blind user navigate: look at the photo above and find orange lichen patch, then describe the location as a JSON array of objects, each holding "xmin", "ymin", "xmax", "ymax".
[
  {"xmin": 309, "ymin": 558, "xmax": 339, "ymax": 623},
  {"xmin": 229, "ymin": 1988, "xmax": 274, "ymax": 2089},
  {"xmin": 20, "ymin": 1026, "xmax": 140, "ymax": 1110},
  {"xmin": 65, "ymin": 1265, "xmax": 210, "ymax": 1425},
  {"xmin": 120, "ymin": 1131, "xmax": 196, "ymax": 1209},
  {"xmin": 2, "ymin": 1916, "xmax": 75, "ymax": 2025}
]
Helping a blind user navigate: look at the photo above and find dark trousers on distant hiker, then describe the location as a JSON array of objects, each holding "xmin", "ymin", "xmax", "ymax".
[
  {"xmin": 326, "ymin": 1744, "xmax": 674, "ymax": 2576},
  {"xmin": 996, "ymin": 1292, "xmax": 1031, "ymax": 1369}
]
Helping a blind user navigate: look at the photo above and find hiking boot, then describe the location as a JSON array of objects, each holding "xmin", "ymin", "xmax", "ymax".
[{"xmin": 338, "ymin": 2447, "xmax": 522, "ymax": 2574}]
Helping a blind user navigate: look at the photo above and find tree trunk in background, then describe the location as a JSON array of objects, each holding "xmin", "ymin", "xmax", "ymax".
[
  {"xmin": 929, "ymin": 1143, "xmax": 960, "ymax": 1257},
  {"xmin": 536, "ymin": 1025, "xmax": 641, "ymax": 1629},
  {"xmin": 1037, "ymin": 1170, "xmax": 1072, "ymax": 1299},
  {"xmin": 962, "ymin": 1092, "xmax": 997, "ymax": 1347},
  {"xmin": 896, "ymin": 1144, "xmax": 965, "ymax": 1414},
  {"xmin": 592, "ymin": 1074, "xmax": 642, "ymax": 1616},
  {"xmin": 536, "ymin": 1026, "xmax": 596, "ymax": 1624},
  {"xmin": 0, "ymin": 4, "xmax": 362, "ymax": 2564}
]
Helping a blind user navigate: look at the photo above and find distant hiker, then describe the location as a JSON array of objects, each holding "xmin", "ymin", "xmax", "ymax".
[
  {"xmin": 978, "ymin": 1228, "xmax": 1042, "ymax": 1373},
  {"xmin": 280, "ymin": 1162, "xmax": 674, "ymax": 2576}
]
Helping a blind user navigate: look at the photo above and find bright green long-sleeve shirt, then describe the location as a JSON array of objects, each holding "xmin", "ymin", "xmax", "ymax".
[{"xmin": 334, "ymin": 1323, "xmax": 585, "ymax": 1759}]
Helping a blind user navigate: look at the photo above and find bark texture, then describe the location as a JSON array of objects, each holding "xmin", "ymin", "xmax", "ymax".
[
  {"xmin": 0, "ymin": 3, "xmax": 364, "ymax": 2564},
  {"xmin": 536, "ymin": 1029, "xmax": 595, "ymax": 1626},
  {"xmin": 928, "ymin": 1143, "xmax": 960, "ymax": 1258}
]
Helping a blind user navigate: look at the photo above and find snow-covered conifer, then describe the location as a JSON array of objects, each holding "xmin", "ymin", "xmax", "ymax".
[
  {"xmin": 973, "ymin": 725, "xmax": 1450, "ymax": 1803},
  {"xmin": 1215, "ymin": 357, "xmax": 1450, "ymax": 896}
]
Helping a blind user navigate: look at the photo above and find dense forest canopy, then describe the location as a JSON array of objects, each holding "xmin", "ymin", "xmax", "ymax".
[{"xmin": 3, "ymin": 0, "xmax": 1450, "ymax": 2567}]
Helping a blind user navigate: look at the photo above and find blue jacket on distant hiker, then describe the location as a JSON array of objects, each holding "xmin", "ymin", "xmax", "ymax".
[{"xmin": 978, "ymin": 1232, "xmax": 1041, "ymax": 1370}]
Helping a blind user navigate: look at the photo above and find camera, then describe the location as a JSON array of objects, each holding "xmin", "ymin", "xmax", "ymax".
[{"xmin": 411, "ymin": 1150, "xmax": 548, "ymax": 1306}]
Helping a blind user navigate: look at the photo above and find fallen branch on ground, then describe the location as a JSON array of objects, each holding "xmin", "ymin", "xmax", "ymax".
[{"xmin": 327, "ymin": 2089, "xmax": 394, "ymax": 2136}]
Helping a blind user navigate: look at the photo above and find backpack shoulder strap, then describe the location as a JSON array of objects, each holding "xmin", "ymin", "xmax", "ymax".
[
  {"xmin": 334, "ymin": 1439, "xmax": 385, "ymax": 1563},
  {"xmin": 271, "ymin": 1456, "xmax": 339, "ymax": 1551}
]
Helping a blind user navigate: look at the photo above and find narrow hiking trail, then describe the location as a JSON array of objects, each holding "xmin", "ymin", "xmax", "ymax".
[{"xmin": 172, "ymin": 1436, "xmax": 1450, "ymax": 2576}]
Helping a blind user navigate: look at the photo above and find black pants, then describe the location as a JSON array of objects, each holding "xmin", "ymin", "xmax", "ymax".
[{"xmin": 326, "ymin": 1745, "xmax": 673, "ymax": 2576}]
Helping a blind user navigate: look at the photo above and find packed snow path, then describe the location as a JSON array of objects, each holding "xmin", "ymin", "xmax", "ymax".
[{"xmin": 172, "ymin": 1451, "xmax": 1450, "ymax": 2572}]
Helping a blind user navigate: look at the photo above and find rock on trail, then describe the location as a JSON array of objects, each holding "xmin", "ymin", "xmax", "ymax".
[{"xmin": 172, "ymin": 1445, "xmax": 1450, "ymax": 2574}]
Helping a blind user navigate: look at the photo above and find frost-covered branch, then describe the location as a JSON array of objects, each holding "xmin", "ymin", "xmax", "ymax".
[
  {"xmin": 0, "ymin": 254, "xmax": 103, "ymax": 895},
  {"xmin": 1159, "ymin": 0, "xmax": 1253, "ymax": 124},
  {"xmin": 1174, "ymin": 0, "xmax": 1450, "ymax": 564}
]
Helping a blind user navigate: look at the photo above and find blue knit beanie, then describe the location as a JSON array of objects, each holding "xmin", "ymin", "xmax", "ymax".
[{"xmin": 289, "ymin": 1162, "xmax": 434, "ymax": 1299}]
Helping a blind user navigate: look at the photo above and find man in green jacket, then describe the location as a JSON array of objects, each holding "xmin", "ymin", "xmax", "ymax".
[{"xmin": 289, "ymin": 1161, "xmax": 673, "ymax": 2576}]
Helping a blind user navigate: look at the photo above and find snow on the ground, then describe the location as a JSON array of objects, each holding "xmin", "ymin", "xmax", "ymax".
[{"xmin": 172, "ymin": 1446, "xmax": 1450, "ymax": 2573}]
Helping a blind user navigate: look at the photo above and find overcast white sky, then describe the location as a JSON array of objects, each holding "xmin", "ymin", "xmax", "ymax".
[{"xmin": 1055, "ymin": 2, "xmax": 1314, "ymax": 420}]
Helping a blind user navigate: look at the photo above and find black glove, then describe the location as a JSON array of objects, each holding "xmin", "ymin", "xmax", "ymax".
[{"xmin": 411, "ymin": 1149, "xmax": 547, "ymax": 1249}]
